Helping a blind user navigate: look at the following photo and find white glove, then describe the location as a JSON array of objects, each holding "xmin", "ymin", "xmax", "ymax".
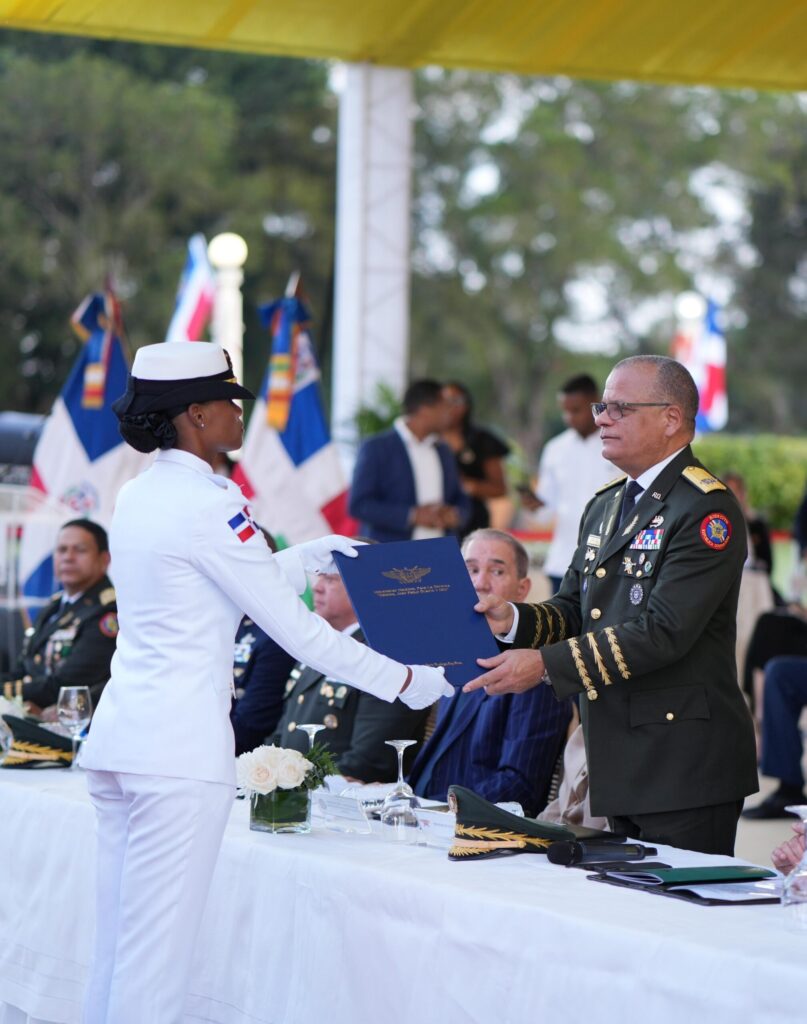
[
  {"xmin": 398, "ymin": 665, "xmax": 455, "ymax": 710},
  {"xmin": 295, "ymin": 534, "xmax": 364, "ymax": 576}
]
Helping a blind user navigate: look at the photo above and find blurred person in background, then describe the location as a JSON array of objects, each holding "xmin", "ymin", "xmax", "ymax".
[
  {"xmin": 349, "ymin": 379, "xmax": 469, "ymax": 543},
  {"xmin": 522, "ymin": 375, "xmax": 617, "ymax": 592},
  {"xmin": 440, "ymin": 381, "xmax": 510, "ymax": 538}
]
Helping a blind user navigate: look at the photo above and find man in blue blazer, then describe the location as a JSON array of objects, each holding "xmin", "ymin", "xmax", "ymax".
[
  {"xmin": 407, "ymin": 530, "xmax": 572, "ymax": 816},
  {"xmin": 349, "ymin": 379, "xmax": 470, "ymax": 543}
]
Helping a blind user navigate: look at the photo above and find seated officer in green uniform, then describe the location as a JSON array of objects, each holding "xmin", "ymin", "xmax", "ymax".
[
  {"xmin": 3, "ymin": 519, "xmax": 118, "ymax": 715},
  {"xmin": 268, "ymin": 572, "xmax": 429, "ymax": 782},
  {"xmin": 466, "ymin": 355, "xmax": 758, "ymax": 856}
]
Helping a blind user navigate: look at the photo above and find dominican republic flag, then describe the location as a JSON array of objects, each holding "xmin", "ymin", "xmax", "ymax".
[
  {"xmin": 672, "ymin": 298, "xmax": 728, "ymax": 432},
  {"xmin": 165, "ymin": 233, "xmax": 215, "ymax": 343},
  {"xmin": 232, "ymin": 289, "xmax": 356, "ymax": 546},
  {"xmin": 21, "ymin": 289, "xmax": 148, "ymax": 604}
]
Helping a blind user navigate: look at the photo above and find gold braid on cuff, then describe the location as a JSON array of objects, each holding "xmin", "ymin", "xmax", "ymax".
[
  {"xmin": 587, "ymin": 632, "xmax": 613, "ymax": 686},
  {"xmin": 568, "ymin": 637, "xmax": 598, "ymax": 701},
  {"xmin": 604, "ymin": 626, "xmax": 630, "ymax": 680}
]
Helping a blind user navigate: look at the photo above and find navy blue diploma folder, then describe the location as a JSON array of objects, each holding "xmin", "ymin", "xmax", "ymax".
[{"xmin": 333, "ymin": 537, "xmax": 500, "ymax": 686}]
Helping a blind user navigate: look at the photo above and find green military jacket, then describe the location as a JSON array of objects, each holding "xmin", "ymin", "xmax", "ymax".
[
  {"xmin": 269, "ymin": 629, "xmax": 429, "ymax": 782},
  {"xmin": 513, "ymin": 446, "xmax": 758, "ymax": 818},
  {"xmin": 11, "ymin": 576, "xmax": 118, "ymax": 710}
]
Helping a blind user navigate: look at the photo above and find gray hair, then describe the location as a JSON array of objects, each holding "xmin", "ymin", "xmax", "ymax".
[
  {"xmin": 461, "ymin": 529, "xmax": 529, "ymax": 579},
  {"xmin": 612, "ymin": 355, "xmax": 699, "ymax": 425}
]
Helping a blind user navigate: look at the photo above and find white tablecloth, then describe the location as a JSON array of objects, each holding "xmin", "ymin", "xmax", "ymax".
[{"xmin": 1, "ymin": 769, "xmax": 805, "ymax": 1024}]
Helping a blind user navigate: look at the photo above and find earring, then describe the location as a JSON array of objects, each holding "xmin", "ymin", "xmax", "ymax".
[{"xmin": 198, "ymin": 420, "xmax": 205, "ymax": 429}]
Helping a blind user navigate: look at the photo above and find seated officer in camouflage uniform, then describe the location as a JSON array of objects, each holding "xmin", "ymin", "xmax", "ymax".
[
  {"xmin": 268, "ymin": 572, "xmax": 429, "ymax": 781},
  {"xmin": 467, "ymin": 355, "xmax": 758, "ymax": 856},
  {"xmin": 4, "ymin": 519, "xmax": 117, "ymax": 714}
]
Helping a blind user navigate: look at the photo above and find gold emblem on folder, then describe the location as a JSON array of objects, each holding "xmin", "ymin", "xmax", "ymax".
[{"xmin": 382, "ymin": 566, "xmax": 432, "ymax": 585}]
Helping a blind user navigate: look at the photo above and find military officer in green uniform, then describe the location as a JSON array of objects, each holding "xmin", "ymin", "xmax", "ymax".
[
  {"xmin": 268, "ymin": 572, "xmax": 429, "ymax": 781},
  {"xmin": 4, "ymin": 519, "xmax": 118, "ymax": 713},
  {"xmin": 467, "ymin": 355, "xmax": 758, "ymax": 855}
]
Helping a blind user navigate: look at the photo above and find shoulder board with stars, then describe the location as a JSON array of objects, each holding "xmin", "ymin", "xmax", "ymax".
[
  {"xmin": 681, "ymin": 466, "xmax": 726, "ymax": 493},
  {"xmin": 595, "ymin": 475, "xmax": 628, "ymax": 495}
]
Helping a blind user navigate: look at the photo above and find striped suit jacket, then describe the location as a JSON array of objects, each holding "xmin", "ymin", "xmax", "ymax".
[{"xmin": 407, "ymin": 684, "xmax": 572, "ymax": 817}]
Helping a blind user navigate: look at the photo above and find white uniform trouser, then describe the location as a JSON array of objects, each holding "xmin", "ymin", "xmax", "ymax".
[{"xmin": 82, "ymin": 770, "xmax": 235, "ymax": 1024}]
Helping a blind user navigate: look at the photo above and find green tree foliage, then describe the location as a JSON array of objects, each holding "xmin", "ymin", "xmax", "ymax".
[
  {"xmin": 0, "ymin": 32, "xmax": 337, "ymax": 411},
  {"xmin": 694, "ymin": 434, "xmax": 807, "ymax": 531}
]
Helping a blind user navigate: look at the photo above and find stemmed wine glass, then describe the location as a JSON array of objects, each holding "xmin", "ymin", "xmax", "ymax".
[
  {"xmin": 56, "ymin": 686, "xmax": 92, "ymax": 769},
  {"xmin": 297, "ymin": 723, "xmax": 326, "ymax": 751},
  {"xmin": 379, "ymin": 739, "xmax": 420, "ymax": 842},
  {"xmin": 782, "ymin": 805, "xmax": 807, "ymax": 930}
]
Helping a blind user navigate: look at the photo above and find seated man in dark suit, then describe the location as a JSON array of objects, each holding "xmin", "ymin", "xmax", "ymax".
[
  {"xmin": 4, "ymin": 519, "xmax": 118, "ymax": 715},
  {"xmin": 268, "ymin": 572, "xmax": 429, "ymax": 781},
  {"xmin": 407, "ymin": 529, "xmax": 572, "ymax": 816},
  {"xmin": 349, "ymin": 379, "xmax": 470, "ymax": 543}
]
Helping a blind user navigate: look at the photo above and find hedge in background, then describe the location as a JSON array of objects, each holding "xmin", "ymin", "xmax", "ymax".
[{"xmin": 694, "ymin": 434, "xmax": 807, "ymax": 531}]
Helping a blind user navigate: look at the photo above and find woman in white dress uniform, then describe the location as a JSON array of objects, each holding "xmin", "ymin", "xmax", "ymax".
[{"xmin": 80, "ymin": 342, "xmax": 452, "ymax": 1023}]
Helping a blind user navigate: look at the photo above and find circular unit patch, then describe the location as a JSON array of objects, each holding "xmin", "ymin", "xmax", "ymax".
[
  {"xmin": 700, "ymin": 513, "xmax": 732, "ymax": 550},
  {"xmin": 98, "ymin": 612, "xmax": 119, "ymax": 638}
]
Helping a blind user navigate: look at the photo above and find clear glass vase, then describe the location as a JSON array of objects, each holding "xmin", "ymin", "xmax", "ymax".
[
  {"xmin": 250, "ymin": 787, "xmax": 312, "ymax": 834},
  {"xmin": 782, "ymin": 805, "xmax": 807, "ymax": 930}
]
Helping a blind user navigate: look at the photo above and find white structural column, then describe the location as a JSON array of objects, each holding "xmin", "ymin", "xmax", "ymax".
[{"xmin": 331, "ymin": 64, "xmax": 414, "ymax": 464}]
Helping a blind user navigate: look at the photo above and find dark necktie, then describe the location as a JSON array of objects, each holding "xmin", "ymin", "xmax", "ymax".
[{"xmin": 619, "ymin": 480, "xmax": 644, "ymax": 526}]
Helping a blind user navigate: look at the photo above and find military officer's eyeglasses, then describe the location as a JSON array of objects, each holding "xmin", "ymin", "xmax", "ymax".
[{"xmin": 591, "ymin": 401, "xmax": 671, "ymax": 420}]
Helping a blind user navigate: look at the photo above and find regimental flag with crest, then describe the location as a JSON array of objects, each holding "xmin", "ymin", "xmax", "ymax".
[
  {"xmin": 232, "ymin": 279, "xmax": 356, "ymax": 546},
  {"xmin": 671, "ymin": 297, "xmax": 728, "ymax": 433},
  {"xmin": 165, "ymin": 233, "xmax": 215, "ymax": 343},
  {"xmin": 21, "ymin": 286, "xmax": 148, "ymax": 604}
]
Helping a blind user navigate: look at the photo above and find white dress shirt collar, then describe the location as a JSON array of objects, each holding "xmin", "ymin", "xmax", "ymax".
[{"xmin": 631, "ymin": 446, "xmax": 688, "ymax": 492}]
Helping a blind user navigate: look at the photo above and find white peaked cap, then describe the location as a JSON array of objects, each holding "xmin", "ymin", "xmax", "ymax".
[{"xmin": 131, "ymin": 341, "xmax": 232, "ymax": 382}]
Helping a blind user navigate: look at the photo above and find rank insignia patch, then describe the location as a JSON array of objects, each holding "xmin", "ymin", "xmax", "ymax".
[
  {"xmin": 700, "ymin": 512, "xmax": 731, "ymax": 550},
  {"xmin": 228, "ymin": 507, "xmax": 257, "ymax": 543},
  {"xmin": 629, "ymin": 528, "xmax": 664, "ymax": 551}
]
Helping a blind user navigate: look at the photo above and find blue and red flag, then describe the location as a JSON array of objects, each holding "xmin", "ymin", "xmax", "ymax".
[
  {"xmin": 20, "ymin": 287, "xmax": 148, "ymax": 605},
  {"xmin": 233, "ymin": 282, "xmax": 356, "ymax": 545},
  {"xmin": 672, "ymin": 297, "xmax": 728, "ymax": 432},
  {"xmin": 165, "ymin": 234, "xmax": 215, "ymax": 343}
]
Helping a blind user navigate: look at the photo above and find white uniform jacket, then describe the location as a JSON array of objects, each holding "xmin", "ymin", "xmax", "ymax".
[{"xmin": 81, "ymin": 449, "xmax": 408, "ymax": 785}]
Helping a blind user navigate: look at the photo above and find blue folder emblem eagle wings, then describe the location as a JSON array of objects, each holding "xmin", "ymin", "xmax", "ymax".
[{"xmin": 382, "ymin": 566, "xmax": 432, "ymax": 585}]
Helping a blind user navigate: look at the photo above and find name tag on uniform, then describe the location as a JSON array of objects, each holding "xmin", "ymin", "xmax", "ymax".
[
  {"xmin": 586, "ymin": 534, "xmax": 601, "ymax": 548},
  {"xmin": 629, "ymin": 528, "xmax": 664, "ymax": 551}
]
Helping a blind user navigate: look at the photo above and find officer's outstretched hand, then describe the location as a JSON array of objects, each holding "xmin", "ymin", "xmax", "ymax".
[
  {"xmin": 474, "ymin": 593, "xmax": 516, "ymax": 635},
  {"xmin": 295, "ymin": 535, "xmax": 365, "ymax": 576},
  {"xmin": 463, "ymin": 649, "xmax": 545, "ymax": 696},
  {"xmin": 399, "ymin": 665, "xmax": 454, "ymax": 709}
]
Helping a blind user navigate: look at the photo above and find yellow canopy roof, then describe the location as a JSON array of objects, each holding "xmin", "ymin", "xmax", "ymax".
[{"xmin": 1, "ymin": 0, "xmax": 805, "ymax": 92}]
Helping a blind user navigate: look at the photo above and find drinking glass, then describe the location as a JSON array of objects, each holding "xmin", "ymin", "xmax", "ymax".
[
  {"xmin": 56, "ymin": 686, "xmax": 92, "ymax": 769},
  {"xmin": 782, "ymin": 805, "xmax": 807, "ymax": 930},
  {"xmin": 297, "ymin": 723, "xmax": 326, "ymax": 751},
  {"xmin": 379, "ymin": 739, "xmax": 420, "ymax": 843}
]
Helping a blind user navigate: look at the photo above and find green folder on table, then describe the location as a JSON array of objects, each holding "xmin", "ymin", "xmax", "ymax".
[{"xmin": 589, "ymin": 864, "xmax": 780, "ymax": 906}]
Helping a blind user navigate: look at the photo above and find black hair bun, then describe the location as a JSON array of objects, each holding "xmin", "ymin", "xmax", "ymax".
[{"xmin": 118, "ymin": 412, "xmax": 177, "ymax": 453}]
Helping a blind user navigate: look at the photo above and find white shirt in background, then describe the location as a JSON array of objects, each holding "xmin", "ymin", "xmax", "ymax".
[
  {"xmin": 535, "ymin": 429, "xmax": 618, "ymax": 578},
  {"xmin": 393, "ymin": 416, "xmax": 444, "ymax": 541}
]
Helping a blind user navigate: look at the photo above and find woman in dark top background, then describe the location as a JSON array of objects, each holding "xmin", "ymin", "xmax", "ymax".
[{"xmin": 440, "ymin": 381, "xmax": 510, "ymax": 537}]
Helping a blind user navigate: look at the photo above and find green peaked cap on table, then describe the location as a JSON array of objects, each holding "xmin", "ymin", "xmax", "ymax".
[
  {"xmin": 447, "ymin": 785, "xmax": 575, "ymax": 860},
  {"xmin": 1, "ymin": 714, "xmax": 73, "ymax": 769}
]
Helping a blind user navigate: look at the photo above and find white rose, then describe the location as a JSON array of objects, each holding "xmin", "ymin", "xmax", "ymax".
[
  {"xmin": 236, "ymin": 745, "xmax": 282, "ymax": 795},
  {"xmin": 276, "ymin": 748, "xmax": 311, "ymax": 789}
]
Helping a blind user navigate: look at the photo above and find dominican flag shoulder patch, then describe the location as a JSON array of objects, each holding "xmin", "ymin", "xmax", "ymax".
[{"xmin": 228, "ymin": 507, "xmax": 257, "ymax": 543}]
